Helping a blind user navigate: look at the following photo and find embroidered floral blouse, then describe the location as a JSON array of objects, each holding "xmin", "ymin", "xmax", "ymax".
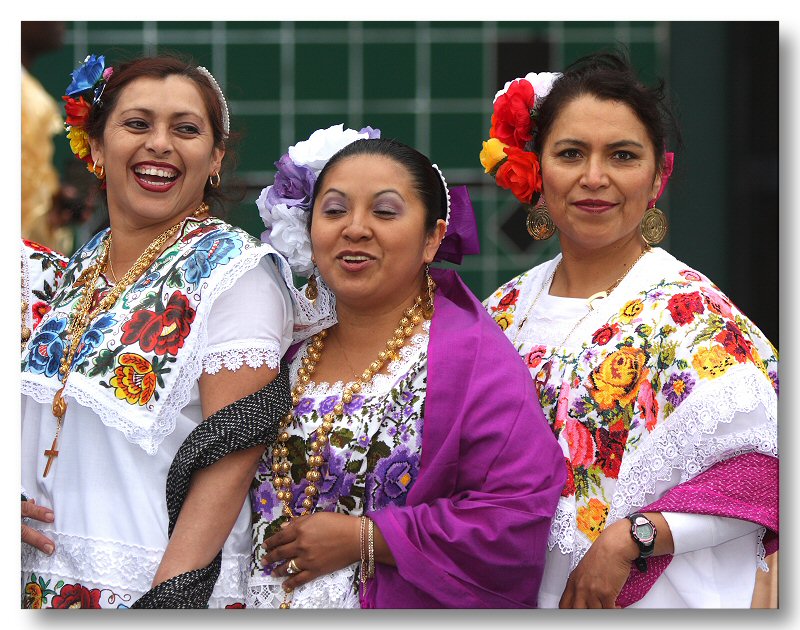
[
  {"xmin": 247, "ymin": 322, "xmax": 430, "ymax": 609},
  {"xmin": 483, "ymin": 247, "xmax": 778, "ymax": 607}
]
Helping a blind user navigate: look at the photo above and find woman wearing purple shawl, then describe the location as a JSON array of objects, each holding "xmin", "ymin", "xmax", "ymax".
[
  {"xmin": 246, "ymin": 125, "xmax": 565, "ymax": 608},
  {"xmin": 482, "ymin": 51, "xmax": 778, "ymax": 607}
]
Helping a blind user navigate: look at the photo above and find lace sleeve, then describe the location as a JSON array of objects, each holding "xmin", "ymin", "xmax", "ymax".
[{"xmin": 201, "ymin": 258, "xmax": 293, "ymax": 375}]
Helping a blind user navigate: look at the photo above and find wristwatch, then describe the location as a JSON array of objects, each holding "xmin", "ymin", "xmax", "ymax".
[{"xmin": 627, "ymin": 512, "xmax": 657, "ymax": 573}]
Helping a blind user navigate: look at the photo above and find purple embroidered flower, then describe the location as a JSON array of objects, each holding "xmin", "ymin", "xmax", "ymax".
[
  {"xmin": 358, "ymin": 126, "xmax": 382, "ymax": 139},
  {"xmin": 769, "ymin": 370, "xmax": 779, "ymax": 396},
  {"xmin": 387, "ymin": 425, "xmax": 398, "ymax": 437},
  {"xmin": 357, "ymin": 433, "xmax": 370, "ymax": 448},
  {"xmin": 294, "ymin": 397, "xmax": 314, "ymax": 415},
  {"xmin": 252, "ymin": 482, "xmax": 277, "ymax": 519},
  {"xmin": 367, "ymin": 446, "xmax": 420, "ymax": 511},
  {"xmin": 317, "ymin": 450, "xmax": 356, "ymax": 510},
  {"xmin": 403, "ymin": 404, "xmax": 414, "ymax": 418},
  {"xmin": 344, "ymin": 394, "xmax": 365, "ymax": 415},
  {"xmin": 573, "ymin": 399, "xmax": 590, "ymax": 415},
  {"xmin": 319, "ymin": 395, "xmax": 339, "ymax": 416},
  {"xmin": 400, "ymin": 390, "xmax": 413, "ymax": 404},
  {"xmin": 662, "ymin": 371, "xmax": 695, "ymax": 406},
  {"xmin": 266, "ymin": 153, "xmax": 317, "ymax": 210}
]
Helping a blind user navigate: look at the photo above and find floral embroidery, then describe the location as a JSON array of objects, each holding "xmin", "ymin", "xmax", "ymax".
[
  {"xmin": 577, "ymin": 498, "xmax": 608, "ymax": 542},
  {"xmin": 183, "ymin": 232, "xmax": 243, "ymax": 285},
  {"xmin": 587, "ymin": 346, "xmax": 649, "ymax": 411},
  {"xmin": 110, "ymin": 353, "xmax": 158, "ymax": 405},
  {"xmin": 120, "ymin": 290, "xmax": 195, "ymax": 356},
  {"xmin": 484, "ymin": 254, "xmax": 778, "ymax": 550},
  {"xmin": 51, "ymin": 583, "xmax": 103, "ymax": 608},
  {"xmin": 22, "ymin": 574, "xmax": 131, "ymax": 609},
  {"xmin": 21, "ymin": 218, "xmax": 262, "ymax": 421}
]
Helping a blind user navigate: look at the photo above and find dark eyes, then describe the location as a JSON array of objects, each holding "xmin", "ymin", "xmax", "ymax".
[
  {"xmin": 122, "ymin": 120, "xmax": 200, "ymax": 134},
  {"xmin": 556, "ymin": 148, "xmax": 639, "ymax": 161}
]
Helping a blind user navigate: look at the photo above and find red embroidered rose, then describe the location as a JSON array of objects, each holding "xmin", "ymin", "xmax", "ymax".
[
  {"xmin": 51, "ymin": 583, "xmax": 102, "ymax": 608},
  {"xmin": 565, "ymin": 418, "xmax": 595, "ymax": 469},
  {"xmin": 62, "ymin": 95, "xmax": 91, "ymax": 128},
  {"xmin": 524, "ymin": 345, "xmax": 548, "ymax": 369},
  {"xmin": 561, "ymin": 457, "xmax": 576, "ymax": 497},
  {"xmin": 594, "ymin": 420, "xmax": 628, "ymax": 478},
  {"xmin": 490, "ymin": 79, "xmax": 535, "ymax": 148},
  {"xmin": 591, "ymin": 323, "xmax": 620, "ymax": 346},
  {"xmin": 497, "ymin": 288, "xmax": 520, "ymax": 310},
  {"xmin": 32, "ymin": 301, "xmax": 51, "ymax": 329},
  {"xmin": 121, "ymin": 291, "xmax": 196, "ymax": 356},
  {"xmin": 225, "ymin": 602, "xmax": 246, "ymax": 608},
  {"xmin": 494, "ymin": 146, "xmax": 542, "ymax": 205},
  {"xmin": 667, "ymin": 291, "xmax": 704, "ymax": 325},
  {"xmin": 715, "ymin": 320, "xmax": 754, "ymax": 364}
]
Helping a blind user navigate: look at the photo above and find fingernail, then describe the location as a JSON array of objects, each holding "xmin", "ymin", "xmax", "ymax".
[
  {"xmin": 44, "ymin": 544, "xmax": 54, "ymax": 555},
  {"xmin": 44, "ymin": 512, "xmax": 54, "ymax": 522}
]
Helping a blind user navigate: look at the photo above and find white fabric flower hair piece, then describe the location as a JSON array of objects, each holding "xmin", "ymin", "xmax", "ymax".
[{"xmin": 493, "ymin": 71, "xmax": 562, "ymax": 108}]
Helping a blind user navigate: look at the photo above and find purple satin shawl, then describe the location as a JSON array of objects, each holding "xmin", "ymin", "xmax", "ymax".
[
  {"xmin": 616, "ymin": 452, "xmax": 779, "ymax": 607},
  {"xmin": 361, "ymin": 267, "xmax": 565, "ymax": 608},
  {"xmin": 434, "ymin": 185, "xmax": 480, "ymax": 265}
]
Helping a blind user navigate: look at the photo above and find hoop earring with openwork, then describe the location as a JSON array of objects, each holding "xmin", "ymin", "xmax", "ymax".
[
  {"xmin": 640, "ymin": 204, "xmax": 668, "ymax": 245},
  {"xmin": 93, "ymin": 163, "xmax": 105, "ymax": 181},
  {"xmin": 209, "ymin": 172, "xmax": 221, "ymax": 189},
  {"xmin": 527, "ymin": 203, "xmax": 556, "ymax": 240}
]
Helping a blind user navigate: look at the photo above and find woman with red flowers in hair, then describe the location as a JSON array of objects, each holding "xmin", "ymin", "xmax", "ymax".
[
  {"xmin": 483, "ymin": 49, "xmax": 777, "ymax": 608},
  {"xmin": 20, "ymin": 53, "xmax": 301, "ymax": 608}
]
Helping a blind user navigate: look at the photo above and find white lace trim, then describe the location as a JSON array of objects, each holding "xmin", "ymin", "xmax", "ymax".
[
  {"xmin": 202, "ymin": 339, "xmax": 281, "ymax": 374},
  {"xmin": 21, "ymin": 245, "xmax": 277, "ymax": 456},
  {"xmin": 20, "ymin": 529, "xmax": 249, "ymax": 600},
  {"xmin": 269, "ymin": 254, "xmax": 338, "ymax": 344},
  {"xmin": 246, "ymin": 564, "xmax": 360, "ymax": 608},
  {"xmin": 548, "ymin": 365, "xmax": 778, "ymax": 570},
  {"xmin": 292, "ymin": 320, "xmax": 431, "ymax": 398}
]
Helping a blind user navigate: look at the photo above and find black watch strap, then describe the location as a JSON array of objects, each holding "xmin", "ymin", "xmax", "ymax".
[{"xmin": 628, "ymin": 513, "xmax": 657, "ymax": 573}]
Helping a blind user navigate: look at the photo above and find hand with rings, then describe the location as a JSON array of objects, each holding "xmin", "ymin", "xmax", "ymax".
[{"xmin": 262, "ymin": 513, "xmax": 362, "ymax": 591}]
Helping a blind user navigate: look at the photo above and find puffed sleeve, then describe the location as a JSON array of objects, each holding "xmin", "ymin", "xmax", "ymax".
[{"xmin": 201, "ymin": 255, "xmax": 294, "ymax": 375}]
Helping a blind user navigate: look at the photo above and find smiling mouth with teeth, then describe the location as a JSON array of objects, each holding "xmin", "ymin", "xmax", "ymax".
[
  {"xmin": 134, "ymin": 165, "xmax": 179, "ymax": 186},
  {"xmin": 342, "ymin": 255, "xmax": 371, "ymax": 262}
]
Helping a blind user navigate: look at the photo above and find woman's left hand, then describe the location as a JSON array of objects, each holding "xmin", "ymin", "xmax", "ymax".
[
  {"xmin": 263, "ymin": 513, "xmax": 361, "ymax": 590},
  {"xmin": 559, "ymin": 518, "xmax": 637, "ymax": 608}
]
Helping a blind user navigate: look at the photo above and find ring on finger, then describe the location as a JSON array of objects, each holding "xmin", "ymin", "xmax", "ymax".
[{"xmin": 286, "ymin": 558, "xmax": 301, "ymax": 575}]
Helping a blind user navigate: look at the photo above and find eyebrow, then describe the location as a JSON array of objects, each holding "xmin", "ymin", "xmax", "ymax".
[
  {"xmin": 321, "ymin": 187, "xmax": 405, "ymax": 201},
  {"xmin": 553, "ymin": 138, "xmax": 646, "ymax": 150},
  {"xmin": 118, "ymin": 107, "xmax": 204, "ymax": 119}
]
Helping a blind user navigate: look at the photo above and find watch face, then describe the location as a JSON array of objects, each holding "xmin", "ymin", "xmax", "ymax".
[{"xmin": 634, "ymin": 520, "xmax": 655, "ymax": 545}]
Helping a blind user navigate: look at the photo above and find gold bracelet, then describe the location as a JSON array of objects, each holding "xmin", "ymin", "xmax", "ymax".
[
  {"xmin": 367, "ymin": 516, "xmax": 375, "ymax": 580},
  {"xmin": 359, "ymin": 515, "xmax": 368, "ymax": 585}
]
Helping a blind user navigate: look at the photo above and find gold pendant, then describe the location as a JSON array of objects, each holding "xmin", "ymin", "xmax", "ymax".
[{"xmin": 587, "ymin": 290, "xmax": 608, "ymax": 310}]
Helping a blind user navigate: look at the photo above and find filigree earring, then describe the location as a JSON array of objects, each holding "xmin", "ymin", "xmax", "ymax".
[
  {"xmin": 527, "ymin": 202, "xmax": 556, "ymax": 240},
  {"xmin": 641, "ymin": 204, "xmax": 668, "ymax": 245}
]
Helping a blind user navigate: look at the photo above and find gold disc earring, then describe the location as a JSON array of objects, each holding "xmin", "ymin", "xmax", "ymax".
[
  {"xmin": 641, "ymin": 206, "xmax": 668, "ymax": 245},
  {"xmin": 527, "ymin": 203, "xmax": 556, "ymax": 240}
]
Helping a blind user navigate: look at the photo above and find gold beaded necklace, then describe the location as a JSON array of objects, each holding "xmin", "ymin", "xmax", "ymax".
[
  {"xmin": 42, "ymin": 203, "xmax": 208, "ymax": 478},
  {"xmin": 271, "ymin": 284, "xmax": 434, "ymax": 608}
]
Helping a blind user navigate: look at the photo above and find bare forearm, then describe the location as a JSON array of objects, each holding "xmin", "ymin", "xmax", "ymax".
[{"xmin": 152, "ymin": 445, "xmax": 264, "ymax": 586}]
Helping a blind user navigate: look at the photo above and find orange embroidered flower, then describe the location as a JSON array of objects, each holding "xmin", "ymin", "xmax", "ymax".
[
  {"xmin": 24, "ymin": 582, "xmax": 44, "ymax": 609},
  {"xmin": 692, "ymin": 344, "xmax": 734, "ymax": 380},
  {"xmin": 588, "ymin": 346, "xmax": 649, "ymax": 411},
  {"xmin": 577, "ymin": 497, "xmax": 608, "ymax": 542},
  {"xmin": 619, "ymin": 299, "xmax": 644, "ymax": 323},
  {"xmin": 110, "ymin": 353, "xmax": 157, "ymax": 405}
]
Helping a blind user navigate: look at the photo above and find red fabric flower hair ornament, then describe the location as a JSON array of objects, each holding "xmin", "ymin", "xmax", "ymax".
[{"xmin": 479, "ymin": 72, "xmax": 561, "ymax": 206}]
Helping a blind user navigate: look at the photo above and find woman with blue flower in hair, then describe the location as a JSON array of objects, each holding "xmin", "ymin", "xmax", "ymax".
[
  {"xmin": 246, "ymin": 125, "xmax": 565, "ymax": 608},
  {"xmin": 20, "ymin": 53, "xmax": 296, "ymax": 608}
]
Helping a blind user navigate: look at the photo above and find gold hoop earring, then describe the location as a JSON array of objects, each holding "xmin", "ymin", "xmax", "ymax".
[
  {"xmin": 209, "ymin": 172, "xmax": 221, "ymax": 189},
  {"xmin": 641, "ymin": 206, "xmax": 668, "ymax": 245},
  {"xmin": 423, "ymin": 265, "xmax": 436, "ymax": 320},
  {"xmin": 305, "ymin": 271, "xmax": 318, "ymax": 301},
  {"xmin": 94, "ymin": 163, "xmax": 104, "ymax": 180},
  {"xmin": 526, "ymin": 203, "xmax": 556, "ymax": 240}
]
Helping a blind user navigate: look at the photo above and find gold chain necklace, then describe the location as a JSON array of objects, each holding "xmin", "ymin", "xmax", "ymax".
[
  {"xmin": 272, "ymin": 285, "xmax": 434, "ymax": 608},
  {"xmin": 512, "ymin": 246, "xmax": 651, "ymax": 348},
  {"xmin": 42, "ymin": 203, "xmax": 208, "ymax": 478}
]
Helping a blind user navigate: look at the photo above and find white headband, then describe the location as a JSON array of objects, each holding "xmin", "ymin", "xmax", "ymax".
[{"xmin": 196, "ymin": 66, "xmax": 230, "ymax": 136}]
